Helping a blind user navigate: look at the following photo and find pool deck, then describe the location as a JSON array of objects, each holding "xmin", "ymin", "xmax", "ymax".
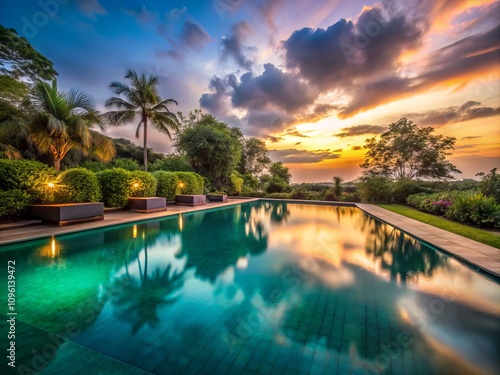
[
  {"xmin": 356, "ymin": 203, "xmax": 500, "ymax": 278},
  {"xmin": 0, "ymin": 198, "xmax": 498, "ymax": 277}
]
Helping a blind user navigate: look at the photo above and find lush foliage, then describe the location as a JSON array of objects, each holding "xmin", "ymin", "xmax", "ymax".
[
  {"xmin": 97, "ymin": 168, "xmax": 131, "ymax": 207},
  {"xmin": 176, "ymin": 114, "xmax": 241, "ymax": 189},
  {"xmin": 29, "ymin": 80, "xmax": 115, "ymax": 170},
  {"xmin": 477, "ymin": 168, "xmax": 500, "ymax": 203},
  {"xmin": 129, "ymin": 170, "xmax": 158, "ymax": 197},
  {"xmin": 0, "ymin": 159, "xmax": 58, "ymax": 202},
  {"xmin": 105, "ymin": 70, "xmax": 179, "ymax": 171},
  {"xmin": 112, "ymin": 158, "xmax": 140, "ymax": 171},
  {"xmin": 361, "ymin": 118, "xmax": 460, "ymax": 180},
  {"xmin": 153, "ymin": 171, "xmax": 204, "ymax": 200},
  {"xmin": 237, "ymin": 137, "xmax": 271, "ymax": 175},
  {"xmin": 0, "ymin": 189, "xmax": 31, "ymax": 219},
  {"xmin": 150, "ymin": 154, "xmax": 193, "ymax": 172},
  {"xmin": 0, "ymin": 25, "xmax": 57, "ymax": 80},
  {"xmin": 407, "ymin": 191, "xmax": 500, "ymax": 228},
  {"xmin": 55, "ymin": 168, "xmax": 102, "ymax": 203},
  {"xmin": 357, "ymin": 176, "xmax": 394, "ymax": 203},
  {"xmin": 230, "ymin": 172, "xmax": 244, "ymax": 195},
  {"xmin": 153, "ymin": 171, "xmax": 180, "ymax": 201}
]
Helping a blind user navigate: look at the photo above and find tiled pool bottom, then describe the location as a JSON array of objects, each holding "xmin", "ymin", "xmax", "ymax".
[{"xmin": 1, "ymin": 202, "xmax": 499, "ymax": 374}]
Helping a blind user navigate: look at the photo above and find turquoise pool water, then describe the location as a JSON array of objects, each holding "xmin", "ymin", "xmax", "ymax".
[{"xmin": 1, "ymin": 201, "xmax": 499, "ymax": 374}]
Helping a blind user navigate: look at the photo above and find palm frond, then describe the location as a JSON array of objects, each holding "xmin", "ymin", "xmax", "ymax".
[
  {"xmin": 88, "ymin": 130, "xmax": 116, "ymax": 162},
  {"xmin": 65, "ymin": 89, "xmax": 95, "ymax": 112},
  {"xmin": 104, "ymin": 110, "xmax": 136, "ymax": 126}
]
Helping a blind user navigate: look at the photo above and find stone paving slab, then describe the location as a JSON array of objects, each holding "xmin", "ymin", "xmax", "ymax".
[{"xmin": 355, "ymin": 203, "xmax": 500, "ymax": 277}]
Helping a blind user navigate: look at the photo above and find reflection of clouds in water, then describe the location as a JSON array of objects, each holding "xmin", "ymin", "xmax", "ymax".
[{"xmin": 213, "ymin": 267, "xmax": 245, "ymax": 307}]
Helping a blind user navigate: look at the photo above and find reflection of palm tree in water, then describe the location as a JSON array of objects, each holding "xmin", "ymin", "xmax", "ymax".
[
  {"xmin": 362, "ymin": 216, "xmax": 446, "ymax": 284},
  {"xmin": 262, "ymin": 201, "xmax": 290, "ymax": 223},
  {"xmin": 111, "ymin": 239, "xmax": 184, "ymax": 334}
]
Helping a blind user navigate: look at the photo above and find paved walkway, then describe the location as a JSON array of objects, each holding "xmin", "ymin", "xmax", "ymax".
[
  {"xmin": 0, "ymin": 198, "xmax": 259, "ymax": 246},
  {"xmin": 0, "ymin": 199, "xmax": 498, "ymax": 277},
  {"xmin": 356, "ymin": 203, "xmax": 500, "ymax": 277}
]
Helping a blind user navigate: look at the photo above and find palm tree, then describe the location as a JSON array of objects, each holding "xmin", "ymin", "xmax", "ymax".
[
  {"xmin": 29, "ymin": 80, "xmax": 115, "ymax": 171},
  {"xmin": 333, "ymin": 176, "xmax": 343, "ymax": 199},
  {"xmin": 104, "ymin": 70, "xmax": 179, "ymax": 171}
]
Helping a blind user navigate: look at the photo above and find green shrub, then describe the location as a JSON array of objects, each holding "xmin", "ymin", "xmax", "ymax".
[
  {"xmin": 340, "ymin": 192, "xmax": 361, "ymax": 202},
  {"xmin": 0, "ymin": 189, "xmax": 31, "ymax": 219},
  {"xmin": 407, "ymin": 192, "xmax": 454, "ymax": 215},
  {"xmin": 445, "ymin": 191, "xmax": 500, "ymax": 228},
  {"xmin": 229, "ymin": 172, "xmax": 243, "ymax": 195},
  {"xmin": 290, "ymin": 188, "xmax": 307, "ymax": 200},
  {"xmin": 129, "ymin": 171, "xmax": 158, "ymax": 197},
  {"xmin": 267, "ymin": 192, "xmax": 290, "ymax": 199},
  {"xmin": 477, "ymin": 168, "xmax": 500, "ymax": 203},
  {"xmin": 0, "ymin": 159, "xmax": 58, "ymax": 202},
  {"xmin": 78, "ymin": 160, "xmax": 109, "ymax": 172},
  {"xmin": 266, "ymin": 178, "xmax": 291, "ymax": 194},
  {"xmin": 154, "ymin": 171, "xmax": 179, "ymax": 201},
  {"xmin": 112, "ymin": 158, "xmax": 140, "ymax": 171},
  {"xmin": 357, "ymin": 177, "xmax": 394, "ymax": 203},
  {"xmin": 55, "ymin": 168, "xmax": 102, "ymax": 203},
  {"xmin": 150, "ymin": 155, "xmax": 194, "ymax": 172},
  {"xmin": 392, "ymin": 180, "xmax": 432, "ymax": 203},
  {"xmin": 97, "ymin": 168, "xmax": 131, "ymax": 207},
  {"xmin": 175, "ymin": 171, "xmax": 204, "ymax": 195}
]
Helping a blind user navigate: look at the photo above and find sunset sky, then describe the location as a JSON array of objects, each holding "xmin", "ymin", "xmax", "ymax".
[{"xmin": 1, "ymin": 0, "xmax": 499, "ymax": 182}]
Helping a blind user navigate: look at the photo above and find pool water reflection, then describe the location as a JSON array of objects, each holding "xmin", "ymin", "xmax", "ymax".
[{"xmin": 1, "ymin": 201, "xmax": 499, "ymax": 374}]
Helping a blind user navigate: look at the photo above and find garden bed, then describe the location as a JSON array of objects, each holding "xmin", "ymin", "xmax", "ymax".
[
  {"xmin": 175, "ymin": 195, "xmax": 207, "ymax": 206},
  {"xmin": 31, "ymin": 203, "xmax": 104, "ymax": 226},
  {"xmin": 128, "ymin": 197, "xmax": 167, "ymax": 213}
]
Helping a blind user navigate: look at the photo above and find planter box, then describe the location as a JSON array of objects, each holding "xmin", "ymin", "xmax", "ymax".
[
  {"xmin": 31, "ymin": 203, "xmax": 104, "ymax": 226},
  {"xmin": 128, "ymin": 197, "xmax": 167, "ymax": 213},
  {"xmin": 175, "ymin": 195, "xmax": 207, "ymax": 206},
  {"xmin": 207, "ymin": 194, "xmax": 228, "ymax": 203}
]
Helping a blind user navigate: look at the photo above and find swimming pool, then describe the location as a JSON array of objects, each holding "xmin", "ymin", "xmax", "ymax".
[{"xmin": 1, "ymin": 201, "xmax": 499, "ymax": 374}]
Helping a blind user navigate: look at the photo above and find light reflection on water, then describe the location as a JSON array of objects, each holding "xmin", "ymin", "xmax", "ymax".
[{"xmin": 1, "ymin": 201, "xmax": 499, "ymax": 374}]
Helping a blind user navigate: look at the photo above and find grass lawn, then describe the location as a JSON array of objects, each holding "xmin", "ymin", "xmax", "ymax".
[{"xmin": 378, "ymin": 204, "xmax": 500, "ymax": 249}]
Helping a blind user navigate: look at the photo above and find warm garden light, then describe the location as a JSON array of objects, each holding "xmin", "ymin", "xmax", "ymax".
[
  {"xmin": 133, "ymin": 183, "xmax": 139, "ymax": 188},
  {"xmin": 178, "ymin": 182, "xmax": 185, "ymax": 189},
  {"xmin": 48, "ymin": 182, "xmax": 55, "ymax": 188}
]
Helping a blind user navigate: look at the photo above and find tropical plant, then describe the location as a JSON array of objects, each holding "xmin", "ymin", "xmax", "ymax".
[
  {"xmin": 477, "ymin": 168, "xmax": 500, "ymax": 203},
  {"xmin": 105, "ymin": 70, "xmax": 179, "ymax": 171},
  {"xmin": 29, "ymin": 80, "xmax": 115, "ymax": 171}
]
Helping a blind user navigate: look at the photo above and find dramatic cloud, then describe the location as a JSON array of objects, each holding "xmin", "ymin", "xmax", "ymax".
[
  {"xmin": 334, "ymin": 124, "xmax": 388, "ymax": 138},
  {"xmin": 282, "ymin": 128, "xmax": 311, "ymax": 138},
  {"xmin": 180, "ymin": 21, "xmax": 211, "ymax": 49},
  {"xmin": 158, "ymin": 21, "xmax": 211, "ymax": 60},
  {"xmin": 351, "ymin": 145, "xmax": 363, "ymax": 150},
  {"xmin": 407, "ymin": 101, "xmax": 500, "ymax": 126},
  {"xmin": 220, "ymin": 22, "xmax": 254, "ymax": 70},
  {"xmin": 269, "ymin": 149, "xmax": 341, "ymax": 163}
]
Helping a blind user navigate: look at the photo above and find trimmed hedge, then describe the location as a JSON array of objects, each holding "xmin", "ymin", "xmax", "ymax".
[
  {"xmin": 55, "ymin": 168, "xmax": 102, "ymax": 203},
  {"xmin": 154, "ymin": 171, "xmax": 204, "ymax": 200},
  {"xmin": 97, "ymin": 168, "xmax": 131, "ymax": 207},
  {"xmin": 0, "ymin": 189, "xmax": 31, "ymax": 219},
  {"xmin": 0, "ymin": 159, "xmax": 58, "ymax": 202},
  {"xmin": 130, "ymin": 171, "xmax": 158, "ymax": 197}
]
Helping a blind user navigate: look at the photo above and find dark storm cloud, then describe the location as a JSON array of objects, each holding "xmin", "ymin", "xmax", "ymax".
[
  {"xmin": 269, "ymin": 149, "xmax": 341, "ymax": 163},
  {"xmin": 220, "ymin": 21, "xmax": 254, "ymax": 70},
  {"xmin": 180, "ymin": 21, "xmax": 211, "ymax": 49},
  {"xmin": 283, "ymin": 8, "xmax": 423, "ymax": 90},
  {"xmin": 243, "ymin": 108, "xmax": 293, "ymax": 136},
  {"xmin": 334, "ymin": 124, "xmax": 388, "ymax": 138},
  {"xmin": 407, "ymin": 101, "xmax": 500, "ymax": 126},
  {"xmin": 199, "ymin": 76, "xmax": 231, "ymax": 117},
  {"xmin": 230, "ymin": 64, "xmax": 318, "ymax": 112}
]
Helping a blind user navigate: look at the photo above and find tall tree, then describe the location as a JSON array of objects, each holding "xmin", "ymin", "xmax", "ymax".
[
  {"xmin": 176, "ymin": 114, "xmax": 241, "ymax": 189},
  {"xmin": 105, "ymin": 70, "xmax": 179, "ymax": 171},
  {"xmin": 29, "ymin": 80, "xmax": 115, "ymax": 171},
  {"xmin": 360, "ymin": 118, "xmax": 460, "ymax": 180},
  {"xmin": 238, "ymin": 137, "xmax": 272, "ymax": 176},
  {"xmin": 0, "ymin": 25, "xmax": 57, "ymax": 81},
  {"xmin": 269, "ymin": 162, "xmax": 292, "ymax": 184}
]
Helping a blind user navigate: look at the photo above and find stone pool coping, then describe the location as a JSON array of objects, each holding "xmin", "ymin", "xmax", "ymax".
[{"xmin": 1, "ymin": 198, "xmax": 498, "ymax": 277}]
